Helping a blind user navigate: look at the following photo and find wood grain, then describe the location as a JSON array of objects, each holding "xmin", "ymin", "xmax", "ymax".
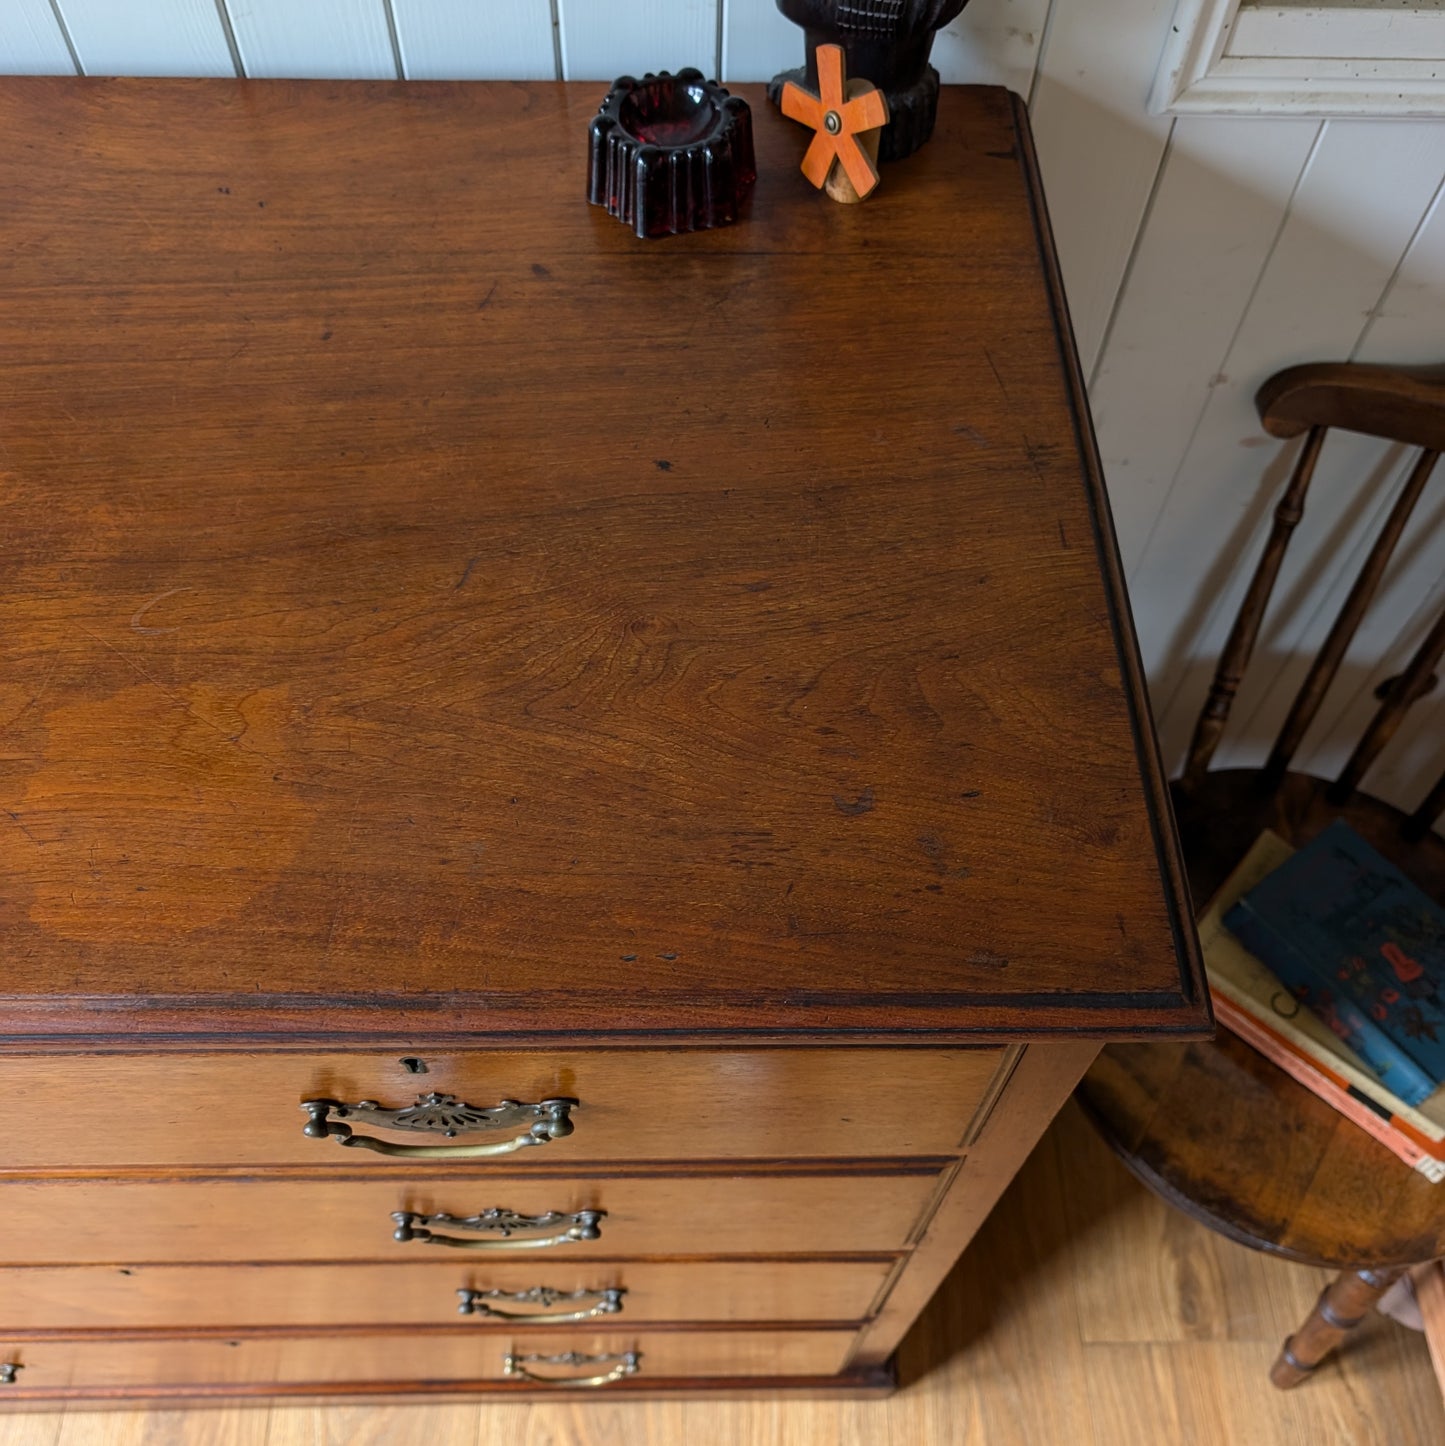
[
  {"xmin": 850, "ymin": 1038, "xmax": 1097, "ymax": 1366},
  {"xmin": 0, "ymin": 75, "xmax": 1208, "ymax": 1411},
  {"xmin": 1083, "ymin": 1028, "xmax": 1445, "ymax": 1270},
  {"xmin": 0, "ymin": 77, "xmax": 1202, "ymax": 1044},
  {"xmin": 3, "ymin": 1106, "xmax": 1440, "ymax": 1438},
  {"xmin": 0, "ymin": 1170, "xmax": 940, "ymax": 1264},
  {"xmin": 0, "ymin": 1047, "xmax": 1002, "ymax": 1170},
  {"xmin": 0, "ymin": 1327, "xmax": 859, "ymax": 1396},
  {"xmin": 0, "ymin": 1259, "xmax": 893, "ymax": 1331}
]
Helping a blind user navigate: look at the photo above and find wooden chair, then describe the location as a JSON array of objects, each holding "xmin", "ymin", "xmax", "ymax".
[{"xmin": 1077, "ymin": 360, "xmax": 1445, "ymax": 1389}]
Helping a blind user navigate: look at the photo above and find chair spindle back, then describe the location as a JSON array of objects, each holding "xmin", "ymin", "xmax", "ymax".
[{"xmin": 1179, "ymin": 361, "xmax": 1445, "ymax": 839}]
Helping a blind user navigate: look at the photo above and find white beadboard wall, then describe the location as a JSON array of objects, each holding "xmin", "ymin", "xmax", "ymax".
[{"xmin": 3, "ymin": 0, "xmax": 1443, "ymax": 818}]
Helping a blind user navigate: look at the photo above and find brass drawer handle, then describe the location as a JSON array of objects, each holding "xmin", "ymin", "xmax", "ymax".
[
  {"xmin": 0, "ymin": 1364, "xmax": 22, "ymax": 1385},
  {"xmin": 458, "ymin": 1285, "xmax": 626, "ymax": 1322},
  {"xmin": 393, "ymin": 1208, "xmax": 605, "ymax": 1251},
  {"xmin": 503, "ymin": 1350, "xmax": 640, "ymax": 1387},
  {"xmin": 301, "ymin": 1093, "xmax": 577, "ymax": 1158}
]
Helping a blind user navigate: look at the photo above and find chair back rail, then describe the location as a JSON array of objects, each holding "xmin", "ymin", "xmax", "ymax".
[
  {"xmin": 1179, "ymin": 361, "xmax": 1445, "ymax": 831},
  {"xmin": 1259, "ymin": 361, "xmax": 1445, "ymax": 449}
]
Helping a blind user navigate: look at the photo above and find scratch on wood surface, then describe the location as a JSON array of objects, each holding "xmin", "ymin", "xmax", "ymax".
[
  {"xmin": 4, "ymin": 809, "xmax": 43, "ymax": 846},
  {"xmin": 0, "ymin": 655, "xmax": 59, "ymax": 741},
  {"xmin": 983, "ymin": 347, "xmax": 1009, "ymax": 401},
  {"xmin": 130, "ymin": 586, "xmax": 194, "ymax": 635}
]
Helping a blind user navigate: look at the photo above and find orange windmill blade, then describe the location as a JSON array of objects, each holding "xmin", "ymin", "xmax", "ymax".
[{"xmin": 780, "ymin": 44, "xmax": 890, "ymax": 202}]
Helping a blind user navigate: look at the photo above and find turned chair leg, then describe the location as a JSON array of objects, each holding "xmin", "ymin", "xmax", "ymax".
[{"xmin": 1271, "ymin": 1265, "xmax": 1408, "ymax": 1388}]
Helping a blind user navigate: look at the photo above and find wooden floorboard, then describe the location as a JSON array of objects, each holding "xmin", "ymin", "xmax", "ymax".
[{"xmin": 3, "ymin": 1101, "xmax": 1440, "ymax": 1445}]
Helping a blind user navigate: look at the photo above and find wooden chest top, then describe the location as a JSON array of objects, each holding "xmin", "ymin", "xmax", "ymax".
[{"xmin": 0, "ymin": 78, "xmax": 1205, "ymax": 1043}]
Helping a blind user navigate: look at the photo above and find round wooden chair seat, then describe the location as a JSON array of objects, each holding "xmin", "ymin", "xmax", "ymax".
[{"xmin": 1078, "ymin": 769, "xmax": 1445, "ymax": 1271}]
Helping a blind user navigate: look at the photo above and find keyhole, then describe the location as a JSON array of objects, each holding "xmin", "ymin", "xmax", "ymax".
[{"xmin": 399, "ymin": 1056, "xmax": 429, "ymax": 1075}]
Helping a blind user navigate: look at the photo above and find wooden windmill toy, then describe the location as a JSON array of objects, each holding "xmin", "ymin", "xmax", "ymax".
[{"xmin": 780, "ymin": 44, "xmax": 891, "ymax": 203}]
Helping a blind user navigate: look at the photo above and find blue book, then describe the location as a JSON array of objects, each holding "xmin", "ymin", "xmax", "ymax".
[{"xmin": 1224, "ymin": 819, "xmax": 1445, "ymax": 1107}]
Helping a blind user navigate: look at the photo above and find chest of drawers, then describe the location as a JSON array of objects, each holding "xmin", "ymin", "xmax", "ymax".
[{"xmin": 0, "ymin": 76, "xmax": 1207, "ymax": 1403}]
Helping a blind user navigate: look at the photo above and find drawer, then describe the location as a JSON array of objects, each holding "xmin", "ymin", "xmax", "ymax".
[
  {"xmin": 0, "ymin": 1258, "xmax": 892, "ymax": 1330},
  {"xmin": 0, "ymin": 1048, "xmax": 1002, "ymax": 1170},
  {"xmin": 0, "ymin": 1329, "xmax": 857, "ymax": 1396},
  {"xmin": 0, "ymin": 1169, "xmax": 938, "ymax": 1264}
]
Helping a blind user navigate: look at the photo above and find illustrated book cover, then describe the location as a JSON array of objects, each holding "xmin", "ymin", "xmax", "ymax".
[
  {"xmin": 1223, "ymin": 819, "xmax": 1445, "ymax": 1106},
  {"xmin": 1205, "ymin": 831, "xmax": 1445, "ymax": 1182}
]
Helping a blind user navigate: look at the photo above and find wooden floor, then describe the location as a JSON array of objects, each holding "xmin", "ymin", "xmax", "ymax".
[{"xmin": 3, "ymin": 1100, "xmax": 1441, "ymax": 1445}]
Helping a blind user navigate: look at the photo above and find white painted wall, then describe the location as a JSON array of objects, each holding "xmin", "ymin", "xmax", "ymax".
[{"xmin": 3, "ymin": 0, "xmax": 1442, "ymax": 819}]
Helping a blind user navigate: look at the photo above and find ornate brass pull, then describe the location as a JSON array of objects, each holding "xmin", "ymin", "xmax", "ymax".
[
  {"xmin": 393, "ymin": 1208, "xmax": 604, "ymax": 1251},
  {"xmin": 502, "ymin": 1350, "xmax": 640, "ymax": 1387},
  {"xmin": 301, "ymin": 1093, "xmax": 577, "ymax": 1158},
  {"xmin": 0, "ymin": 1364, "xmax": 22, "ymax": 1385},
  {"xmin": 458, "ymin": 1285, "xmax": 626, "ymax": 1322}
]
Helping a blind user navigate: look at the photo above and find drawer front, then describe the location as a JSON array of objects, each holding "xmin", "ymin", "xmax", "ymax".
[
  {"xmin": 0, "ymin": 1048, "xmax": 1001, "ymax": 1170},
  {"xmin": 0, "ymin": 1259, "xmax": 893, "ymax": 1330},
  {"xmin": 0, "ymin": 1170, "xmax": 938, "ymax": 1264},
  {"xmin": 0, "ymin": 1329, "xmax": 857, "ymax": 1395}
]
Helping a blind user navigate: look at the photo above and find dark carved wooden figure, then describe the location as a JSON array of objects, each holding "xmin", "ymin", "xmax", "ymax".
[{"xmin": 768, "ymin": 0, "xmax": 970, "ymax": 161}]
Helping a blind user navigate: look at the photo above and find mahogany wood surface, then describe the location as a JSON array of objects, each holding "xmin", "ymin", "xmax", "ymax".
[
  {"xmin": 9, "ymin": 1104, "xmax": 1442, "ymax": 1429},
  {"xmin": 0, "ymin": 1328, "xmax": 858, "ymax": 1398},
  {"xmin": 0, "ymin": 1046, "xmax": 1003, "ymax": 1170},
  {"xmin": 0, "ymin": 77, "xmax": 1207, "ymax": 1406},
  {"xmin": 0, "ymin": 77, "xmax": 1203, "ymax": 1044},
  {"xmin": 0, "ymin": 1169, "xmax": 941, "ymax": 1265},
  {"xmin": 850, "ymin": 1037, "xmax": 1098, "ymax": 1366},
  {"xmin": 0, "ymin": 1374, "xmax": 898, "ymax": 1409},
  {"xmin": 0, "ymin": 1259, "xmax": 895, "ymax": 1331}
]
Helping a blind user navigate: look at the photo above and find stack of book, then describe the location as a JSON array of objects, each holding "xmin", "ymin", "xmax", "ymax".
[{"xmin": 1207, "ymin": 820, "xmax": 1445, "ymax": 1184}]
